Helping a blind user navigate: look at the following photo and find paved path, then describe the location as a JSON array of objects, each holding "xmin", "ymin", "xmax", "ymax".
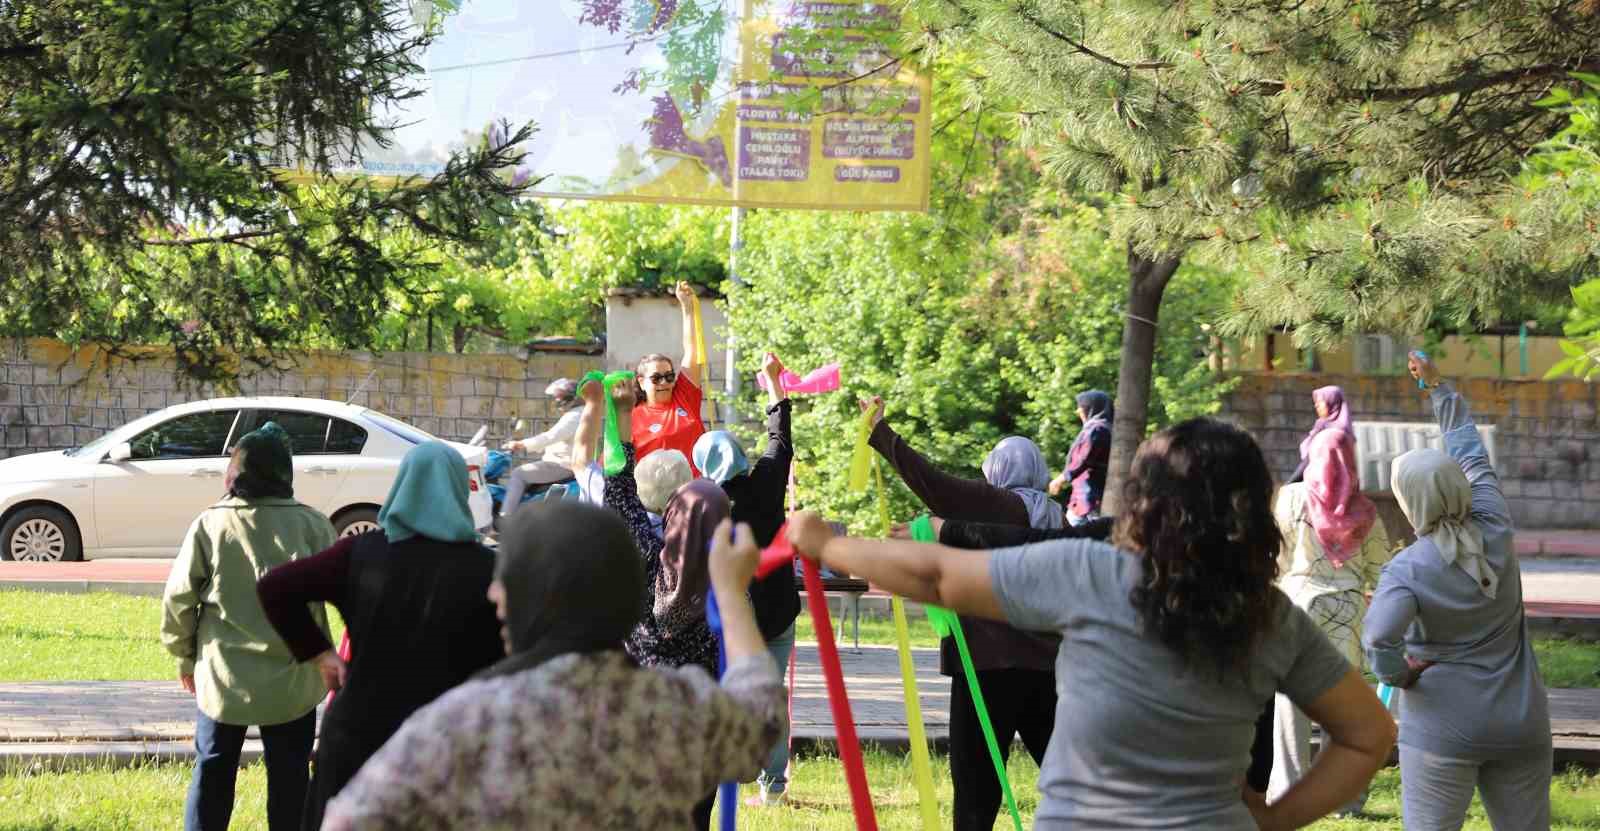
[
  {"xmin": 0, "ymin": 645, "xmax": 947, "ymax": 746},
  {"xmin": 7, "ymin": 644, "xmax": 1600, "ymax": 758}
]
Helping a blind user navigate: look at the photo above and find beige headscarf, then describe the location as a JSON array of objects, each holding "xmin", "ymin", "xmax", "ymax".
[{"xmin": 1391, "ymin": 448, "xmax": 1496, "ymax": 599}]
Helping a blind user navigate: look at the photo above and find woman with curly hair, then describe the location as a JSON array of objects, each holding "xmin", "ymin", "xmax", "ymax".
[{"xmin": 786, "ymin": 418, "xmax": 1395, "ymax": 830}]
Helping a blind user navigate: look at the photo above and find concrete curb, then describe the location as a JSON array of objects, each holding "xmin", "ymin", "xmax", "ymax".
[
  {"xmin": 0, "ymin": 579, "xmax": 165, "ymax": 597},
  {"xmin": 0, "ymin": 741, "xmax": 262, "ymax": 773}
]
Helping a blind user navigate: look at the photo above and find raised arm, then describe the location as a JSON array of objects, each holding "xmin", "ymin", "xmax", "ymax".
[
  {"xmin": 744, "ymin": 354, "xmax": 793, "ymax": 513},
  {"xmin": 1409, "ymin": 351, "xmax": 1510, "ymax": 531},
  {"xmin": 675, "ymin": 280, "xmax": 703, "ymax": 390},
  {"xmin": 787, "ymin": 511, "xmax": 1005, "ymax": 621},
  {"xmin": 568, "ymin": 380, "xmax": 605, "ymax": 476},
  {"xmin": 697, "ymin": 521, "xmax": 785, "ymax": 785},
  {"xmin": 937, "ymin": 515, "xmax": 1114, "ymax": 549},
  {"xmin": 760, "ymin": 351, "xmax": 788, "ymax": 409},
  {"xmin": 861, "ymin": 397, "xmax": 1025, "ymax": 524}
]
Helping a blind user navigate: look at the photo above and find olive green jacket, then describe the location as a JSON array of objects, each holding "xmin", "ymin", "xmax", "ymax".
[{"xmin": 160, "ymin": 496, "xmax": 334, "ymax": 725}]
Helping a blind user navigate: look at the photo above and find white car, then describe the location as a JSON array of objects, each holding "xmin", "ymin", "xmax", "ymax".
[{"xmin": 0, "ymin": 397, "xmax": 493, "ymax": 562}]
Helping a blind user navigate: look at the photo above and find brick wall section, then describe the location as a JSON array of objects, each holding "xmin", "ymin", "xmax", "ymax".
[
  {"xmin": 0, "ymin": 339, "xmax": 598, "ymax": 457},
  {"xmin": 1219, "ymin": 373, "xmax": 1600, "ymax": 530}
]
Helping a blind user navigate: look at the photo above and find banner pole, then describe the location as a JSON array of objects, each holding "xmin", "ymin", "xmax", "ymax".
[{"xmin": 722, "ymin": 205, "xmax": 746, "ymax": 425}]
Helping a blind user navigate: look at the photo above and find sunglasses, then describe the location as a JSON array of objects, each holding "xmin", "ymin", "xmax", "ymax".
[{"xmin": 645, "ymin": 371, "xmax": 676, "ymax": 385}]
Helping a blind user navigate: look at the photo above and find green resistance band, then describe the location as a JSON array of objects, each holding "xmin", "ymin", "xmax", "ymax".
[
  {"xmin": 910, "ymin": 514, "xmax": 1024, "ymax": 831},
  {"xmin": 579, "ymin": 370, "xmax": 638, "ymax": 475}
]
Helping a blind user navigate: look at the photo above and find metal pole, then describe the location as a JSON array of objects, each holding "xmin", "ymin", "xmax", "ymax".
[{"xmin": 723, "ymin": 206, "xmax": 746, "ymax": 424}]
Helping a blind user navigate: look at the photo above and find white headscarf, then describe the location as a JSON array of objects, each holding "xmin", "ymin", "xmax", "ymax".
[
  {"xmin": 982, "ymin": 436, "xmax": 1064, "ymax": 530},
  {"xmin": 636, "ymin": 449, "xmax": 692, "ymax": 515},
  {"xmin": 1391, "ymin": 448, "xmax": 1496, "ymax": 599}
]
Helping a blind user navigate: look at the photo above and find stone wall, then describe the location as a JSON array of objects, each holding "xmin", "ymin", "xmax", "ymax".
[
  {"xmin": 1220, "ymin": 373, "xmax": 1600, "ymax": 530},
  {"xmin": 0, "ymin": 339, "xmax": 600, "ymax": 458}
]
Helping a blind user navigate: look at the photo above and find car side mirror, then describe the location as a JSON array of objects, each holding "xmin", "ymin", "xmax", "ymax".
[{"xmin": 107, "ymin": 443, "xmax": 132, "ymax": 463}]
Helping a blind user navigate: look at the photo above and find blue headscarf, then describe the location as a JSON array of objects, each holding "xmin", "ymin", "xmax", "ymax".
[
  {"xmin": 378, "ymin": 441, "xmax": 479, "ymax": 544},
  {"xmin": 692, "ymin": 430, "xmax": 751, "ymax": 484}
]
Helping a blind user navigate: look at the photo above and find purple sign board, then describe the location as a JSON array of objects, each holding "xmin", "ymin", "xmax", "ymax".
[
  {"xmin": 822, "ymin": 119, "xmax": 915, "ymax": 160},
  {"xmin": 738, "ymin": 126, "xmax": 811, "ymax": 181}
]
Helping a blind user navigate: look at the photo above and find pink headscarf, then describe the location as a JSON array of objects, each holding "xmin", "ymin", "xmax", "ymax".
[
  {"xmin": 1304, "ymin": 429, "xmax": 1377, "ymax": 567},
  {"xmin": 1298, "ymin": 385, "xmax": 1354, "ymax": 463}
]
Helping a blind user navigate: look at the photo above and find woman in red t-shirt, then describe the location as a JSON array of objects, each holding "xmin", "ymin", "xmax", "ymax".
[{"xmin": 632, "ymin": 281, "xmax": 708, "ymax": 474}]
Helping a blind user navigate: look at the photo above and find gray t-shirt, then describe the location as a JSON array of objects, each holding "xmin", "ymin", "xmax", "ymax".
[{"xmin": 990, "ymin": 539, "xmax": 1349, "ymax": 829}]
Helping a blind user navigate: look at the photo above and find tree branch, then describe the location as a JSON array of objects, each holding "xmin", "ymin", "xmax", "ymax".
[
  {"xmin": 1353, "ymin": 61, "xmax": 1600, "ymax": 103},
  {"xmin": 140, "ymin": 229, "xmax": 282, "ymax": 246},
  {"xmin": 1015, "ymin": 9, "xmax": 1174, "ymax": 71}
]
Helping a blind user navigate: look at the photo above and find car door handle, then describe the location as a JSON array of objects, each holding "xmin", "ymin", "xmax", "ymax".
[
  {"xmin": 189, "ymin": 469, "xmax": 223, "ymax": 478},
  {"xmin": 306, "ymin": 466, "xmax": 340, "ymax": 475}
]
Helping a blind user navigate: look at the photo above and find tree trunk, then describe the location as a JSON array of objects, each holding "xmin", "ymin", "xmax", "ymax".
[
  {"xmin": 452, "ymin": 323, "xmax": 467, "ymax": 354},
  {"xmin": 1102, "ymin": 245, "xmax": 1182, "ymax": 515}
]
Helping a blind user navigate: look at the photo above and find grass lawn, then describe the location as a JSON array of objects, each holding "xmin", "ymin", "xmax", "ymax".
[
  {"xmin": 2, "ymin": 589, "xmax": 1596, "ymax": 687},
  {"xmin": 6, "ymin": 756, "xmax": 1600, "ymax": 830},
  {"xmin": 793, "ymin": 611, "xmax": 1600, "ymax": 689},
  {"xmin": 0, "ymin": 591, "xmax": 344, "ymax": 682}
]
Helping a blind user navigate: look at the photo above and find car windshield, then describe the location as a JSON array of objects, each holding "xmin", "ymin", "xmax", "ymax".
[
  {"xmin": 67, "ymin": 429, "xmax": 124, "ymax": 459},
  {"xmin": 64, "ymin": 408, "xmax": 187, "ymax": 459},
  {"xmin": 362, "ymin": 410, "xmax": 440, "ymax": 446}
]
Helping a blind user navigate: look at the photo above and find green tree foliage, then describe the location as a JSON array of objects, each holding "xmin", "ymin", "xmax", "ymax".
[
  {"xmin": 718, "ymin": 65, "xmax": 1235, "ymax": 530},
  {"xmin": 537, "ymin": 201, "xmax": 730, "ymax": 300},
  {"xmin": 0, "ymin": 0, "xmax": 531, "ymax": 381},
  {"xmin": 900, "ymin": 0, "xmax": 1600, "ymax": 507},
  {"xmin": 354, "ymin": 198, "xmax": 733, "ymax": 353},
  {"xmin": 1527, "ymin": 77, "xmax": 1600, "ymax": 380},
  {"xmin": 726, "ymin": 199, "xmax": 1234, "ymax": 532}
]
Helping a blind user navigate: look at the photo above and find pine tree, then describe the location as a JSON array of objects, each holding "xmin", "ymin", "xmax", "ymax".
[
  {"xmin": 903, "ymin": 0, "xmax": 1600, "ymax": 508},
  {"xmin": 0, "ymin": 0, "xmax": 533, "ymax": 382}
]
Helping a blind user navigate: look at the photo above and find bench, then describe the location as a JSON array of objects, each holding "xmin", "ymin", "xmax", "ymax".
[
  {"xmin": 1354, "ymin": 421, "xmax": 1498, "ymax": 493},
  {"xmin": 797, "ymin": 574, "xmax": 871, "ymax": 651}
]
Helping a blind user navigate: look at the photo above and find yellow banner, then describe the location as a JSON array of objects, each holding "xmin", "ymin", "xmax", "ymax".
[{"xmin": 326, "ymin": 1, "xmax": 930, "ymax": 212}]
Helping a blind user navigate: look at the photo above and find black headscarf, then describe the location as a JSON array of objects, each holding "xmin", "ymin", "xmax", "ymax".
[
  {"xmin": 226, "ymin": 422, "xmax": 294, "ymax": 499},
  {"xmin": 476, "ymin": 500, "xmax": 646, "ymax": 680},
  {"xmin": 1076, "ymin": 390, "xmax": 1113, "ymax": 425}
]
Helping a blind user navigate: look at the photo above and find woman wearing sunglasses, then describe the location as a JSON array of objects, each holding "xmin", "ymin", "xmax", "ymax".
[{"xmin": 632, "ymin": 280, "xmax": 709, "ymax": 475}]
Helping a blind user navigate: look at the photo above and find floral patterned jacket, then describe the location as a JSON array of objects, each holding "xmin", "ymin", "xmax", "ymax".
[{"xmin": 321, "ymin": 651, "xmax": 783, "ymax": 831}]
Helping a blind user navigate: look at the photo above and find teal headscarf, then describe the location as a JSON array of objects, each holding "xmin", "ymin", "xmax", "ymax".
[
  {"xmin": 378, "ymin": 441, "xmax": 479, "ymax": 544},
  {"xmin": 227, "ymin": 422, "xmax": 294, "ymax": 499},
  {"xmin": 692, "ymin": 430, "xmax": 751, "ymax": 484}
]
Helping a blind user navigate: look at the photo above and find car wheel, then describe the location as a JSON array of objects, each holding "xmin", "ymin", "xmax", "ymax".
[
  {"xmin": 1, "ymin": 506, "xmax": 83, "ymax": 563},
  {"xmin": 333, "ymin": 507, "xmax": 381, "ymax": 539}
]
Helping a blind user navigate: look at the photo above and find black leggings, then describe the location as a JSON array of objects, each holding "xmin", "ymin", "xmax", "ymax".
[
  {"xmin": 691, "ymin": 790, "xmax": 714, "ymax": 831},
  {"xmin": 949, "ymin": 668, "xmax": 1057, "ymax": 831}
]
